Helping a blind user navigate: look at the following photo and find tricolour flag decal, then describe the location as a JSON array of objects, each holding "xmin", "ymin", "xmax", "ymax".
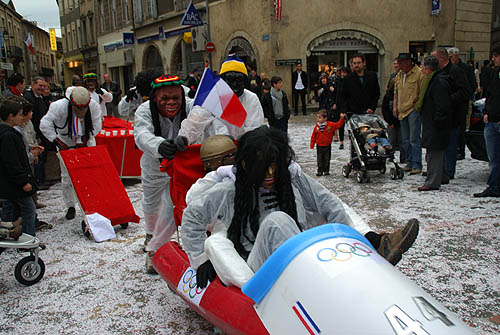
[
  {"xmin": 192, "ymin": 67, "xmax": 247, "ymax": 128},
  {"xmin": 292, "ymin": 301, "xmax": 321, "ymax": 335}
]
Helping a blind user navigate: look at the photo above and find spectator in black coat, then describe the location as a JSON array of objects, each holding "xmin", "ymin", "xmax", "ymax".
[
  {"xmin": 417, "ymin": 56, "xmax": 453, "ymax": 191},
  {"xmin": 101, "ymin": 73, "xmax": 122, "ymax": 117},
  {"xmin": 432, "ymin": 47, "xmax": 470, "ymax": 180},
  {"xmin": 0, "ymin": 100, "xmax": 40, "ymax": 236},
  {"xmin": 24, "ymin": 76, "xmax": 52, "ymax": 186},
  {"xmin": 291, "ymin": 63, "xmax": 308, "ymax": 115},
  {"xmin": 185, "ymin": 68, "xmax": 199, "ymax": 99},
  {"xmin": 340, "ymin": 53, "xmax": 380, "ymax": 117},
  {"xmin": 382, "ymin": 58, "xmax": 403, "ymax": 162},
  {"xmin": 449, "ymin": 47, "xmax": 477, "ymax": 160},
  {"xmin": 261, "ymin": 76, "xmax": 290, "ymax": 133},
  {"xmin": 247, "ymin": 66, "xmax": 262, "ymax": 99},
  {"xmin": 479, "ymin": 60, "xmax": 492, "ymax": 98}
]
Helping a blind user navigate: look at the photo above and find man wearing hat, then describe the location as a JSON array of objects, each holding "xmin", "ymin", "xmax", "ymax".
[
  {"xmin": 393, "ymin": 52, "xmax": 425, "ymax": 175},
  {"xmin": 39, "ymin": 86, "xmax": 102, "ymax": 220},
  {"xmin": 179, "ymin": 54, "xmax": 264, "ymax": 144},
  {"xmin": 133, "ymin": 74, "xmax": 194, "ymax": 273},
  {"xmin": 83, "ymin": 73, "xmax": 113, "ymax": 119}
]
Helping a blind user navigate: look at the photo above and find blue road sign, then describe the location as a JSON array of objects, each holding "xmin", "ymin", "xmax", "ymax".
[{"xmin": 180, "ymin": 1, "xmax": 203, "ymax": 26}]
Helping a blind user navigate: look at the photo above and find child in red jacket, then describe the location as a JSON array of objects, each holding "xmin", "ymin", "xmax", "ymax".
[{"xmin": 310, "ymin": 109, "xmax": 345, "ymax": 176}]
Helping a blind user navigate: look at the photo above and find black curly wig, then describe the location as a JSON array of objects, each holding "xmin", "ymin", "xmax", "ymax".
[
  {"xmin": 227, "ymin": 126, "xmax": 300, "ymax": 258},
  {"xmin": 135, "ymin": 67, "xmax": 164, "ymax": 98}
]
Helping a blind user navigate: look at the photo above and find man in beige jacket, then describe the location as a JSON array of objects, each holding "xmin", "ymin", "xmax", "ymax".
[{"xmin": 393, "ymin": 53, "xmax": 425, "ymax": 175}]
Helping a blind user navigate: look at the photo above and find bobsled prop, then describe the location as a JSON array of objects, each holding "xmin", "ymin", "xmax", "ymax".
[
  {"xmin": 153, "ymin": 147, "xmax": 474, "ymax": 335},
  {"xmin": 59, "ymin": 146, "xmax": 140, "ymax": 238}
]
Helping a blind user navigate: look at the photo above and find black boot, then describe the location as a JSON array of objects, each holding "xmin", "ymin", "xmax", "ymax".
[{"xmin": 65, "ymin": 207, "xmax": 76, "ymax": 220}]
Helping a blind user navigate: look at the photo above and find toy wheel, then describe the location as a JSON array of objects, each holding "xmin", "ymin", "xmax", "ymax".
[
  {"xmin": 342, "ymin": 165, "xmax": 351, "ymax": 178},
  {"xmin": 14, "ymin": 255, "xmax": 45, "ymax": 286},
  {"xmin": 397, "ymin": 168, "xmax": 404, "ymax": 179},
  {"xmin": 390, "ymin": 168, "xmax": 397, "ymax": 180},
  {"xmin": 120, "ymin": 223, "xmax": 128, "ymax": 229},
  {"xmin": 81, "ymin": 220, "xmax": 91, "ymax": 238},
  {"xmin": 356, "ymin": 171, "xmax": 364, "ymax": 183}
]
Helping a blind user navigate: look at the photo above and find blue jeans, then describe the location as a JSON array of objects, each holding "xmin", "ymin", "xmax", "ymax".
[
  {"xmin": 0, "ymin": 197, "xmax": 36, "ymax": 236},
  {"xmin": 484, "ymin": 122, "xmax": 500, "ymax": 192},
  {"xmin": 400, "ymin": 110, "xmax": 422, "ymax": 169},
  {"xmin": 445, "ymin": 127, "xmax": 458, "ymax": 178}
]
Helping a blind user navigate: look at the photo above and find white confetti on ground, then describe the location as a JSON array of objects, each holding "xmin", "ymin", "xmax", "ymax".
[{"xmin": 1, "ymin": 114, "xmax": 498, "ymax": 334}]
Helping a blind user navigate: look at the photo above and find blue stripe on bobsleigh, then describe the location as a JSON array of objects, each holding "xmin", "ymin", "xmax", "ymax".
[{"xmin": 242, "ymin": 223, "xmax": 373, "ymax": 303}]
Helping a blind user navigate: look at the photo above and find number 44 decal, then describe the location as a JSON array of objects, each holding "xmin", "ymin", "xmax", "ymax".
[{"xmin": 385, "ymin": 296, "xmax": 454, "ymax": 335}]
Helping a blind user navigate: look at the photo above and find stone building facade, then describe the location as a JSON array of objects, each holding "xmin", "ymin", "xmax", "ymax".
[
  {"xmin": 205, "ymin": 0, "xmax": 493, "ymax": 97},
  {"xmin": 0, "ymin": 0, "xmax": 24, "ymax": 89}
]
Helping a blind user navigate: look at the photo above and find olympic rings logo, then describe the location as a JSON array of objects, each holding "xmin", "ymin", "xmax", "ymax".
[
  {"xmin": 317, "ymin": 242, "xmax": 372, "ymax": 262},
  {"xmin": 182, "ymin": 269, "xmax": 204, "ymax": 298}
]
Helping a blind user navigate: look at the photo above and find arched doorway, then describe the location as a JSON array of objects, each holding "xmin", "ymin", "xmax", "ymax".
[
  {"xmin": 224, "ymin": 37, "xmax": 257, "ymax": 71},
  {"xmin": 143, "ymin": 45, "xmax": 163, "ymax": 70},
  {"xmin": 306, "ymin": 30, "xmax": 385, "ymax": 78}
]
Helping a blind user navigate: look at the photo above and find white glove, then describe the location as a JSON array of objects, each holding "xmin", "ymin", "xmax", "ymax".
[{"xmin": 215, "ymin": 165, "xmax": 236, "ymax": 182}]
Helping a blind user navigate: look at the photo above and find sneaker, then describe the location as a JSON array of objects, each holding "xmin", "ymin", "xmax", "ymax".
[
  {"xmin": 35, "ymin": 220, "xmax": 53, "ymax": 231},
  {"xmin": 316, "ymin": 172, "xmax": 323, "ymax": 176},
  {"xmin": 145, "ymin": 251, "xmax": 157, "ymax": 274},
  {"xmin": 377, "ymin": 219, "xmax": 420, "ymax": 265},
  {"xmin": 142, "ymin": 234, "xmax": 153, "ymax": 253},
  {"xmin": 402, "ymin": 166, "xmax": 412, "ymax": 172},
  {"xmin": 473, "ymin": 187, "xmax": 500, "ymax": 198},
  {"xmin": 339, "ymin": 144, "xmax": 344, "ymax": 150},
  {"xmin": 324, "ymin": 172, "xmax": 330, "ymax": 176},
  {"xmin": 65, "ymin": 207, "xmax": 76, "ymax": 220},
  {"xmin": 410, "ymin": 168, "xmax": 422, "ymax": 175}
]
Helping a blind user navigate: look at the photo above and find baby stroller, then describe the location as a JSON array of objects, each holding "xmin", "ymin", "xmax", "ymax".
[{"xmin": 342, "ymin": 114, "xmax": 404, "ymax": 183}]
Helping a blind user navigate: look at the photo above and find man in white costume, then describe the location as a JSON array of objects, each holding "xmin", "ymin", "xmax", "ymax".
[
  {"xmin": 181, "ymin": 127, "xmax": 420, "ymax": 289},
  {"xmin": 40, "ymin": 87, "xmax": 102, "ymax": 220},
  {"xmin": 118, "ymin": 68, "xmax": 164, "ymax": 118},
  {"xmin": 179, "ymin": 54, "xmax": 264, "ymax": 144},
  {"xmin": 82, "ymin": 73, "xmax": 113, "ymax": 119},
  {"xmin": 133, "ymin": 74, "xmax": 193, "ymax": 273}
]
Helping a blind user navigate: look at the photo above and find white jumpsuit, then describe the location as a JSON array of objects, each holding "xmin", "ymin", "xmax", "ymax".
[
  {"xmin": 40, "ymin": 98, "xmax": 102, "ymax": 208},
  {"xmin": 134, "ymin": 99, "xmax": 193, "ymax": 252},
  {"xmin": 179, "ymin": 88, "xmax": 264, "ymax": 144},
  {"xmin": 181, "ymin": 164, "xmax": 372, "ymax": 285}
]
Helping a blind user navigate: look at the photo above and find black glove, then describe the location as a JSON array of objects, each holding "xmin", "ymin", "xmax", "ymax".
[
  {"xmin": 158, "ymin": 139, "xmax": 177, "ymax": 160},
  {"xmin": 54, "ymin": 138, "xmax": 69, "ymax": 151},
  {"xmin": 95, "ymin": 88, "xmax": 104, "ymax": 95},
  {"xmin": 126, "ymin": 89, "xmax": 137, "ymax": 102},
  {"xmin": 196, "ymin": 260, "xmax": 217, "ymax": 289},
  {"xmin": 174, "ymin": 135, "xmax": 188, "ymax": 152}
]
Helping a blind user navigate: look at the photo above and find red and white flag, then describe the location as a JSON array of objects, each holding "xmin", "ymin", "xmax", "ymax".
[
  {"xmin": 275, "ymin": 0, "xmax": 282, "ymax": 21},
  {"xmin": 24, "ymin": 32, "xmax": 34, "ymax": 53}
]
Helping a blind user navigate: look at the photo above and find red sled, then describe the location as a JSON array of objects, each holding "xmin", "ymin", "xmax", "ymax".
[
  {"xmin": 153, "ymin": 145, "xmax": 269, "ymax": 334},
  {"xmin": 59, "ymin": 146, "xmax": 140, "ymax": 237}
]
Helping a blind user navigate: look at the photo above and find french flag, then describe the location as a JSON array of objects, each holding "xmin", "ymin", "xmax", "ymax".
[
  {"xmin": 192, "ymin": 67, "xmax": 247, "ymax": 128},
  {"xmin": 292, "ymin": 301, "xmax": 321, "ymax": 334}
]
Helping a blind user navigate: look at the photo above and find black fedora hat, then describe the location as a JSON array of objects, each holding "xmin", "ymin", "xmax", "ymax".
[{"xmin": 397, "ymin": 53, "xmax": 413, "ymax": 61}]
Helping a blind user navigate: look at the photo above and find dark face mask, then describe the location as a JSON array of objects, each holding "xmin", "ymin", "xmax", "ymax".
[{"xmin": 221, "ymin": 71, "xmax": 247, "ymax": 97}]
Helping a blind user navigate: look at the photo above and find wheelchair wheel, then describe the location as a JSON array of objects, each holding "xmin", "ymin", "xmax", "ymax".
[{"xmin": 15, "ymin": 255, "xmax": 45, "ymax": 286}]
